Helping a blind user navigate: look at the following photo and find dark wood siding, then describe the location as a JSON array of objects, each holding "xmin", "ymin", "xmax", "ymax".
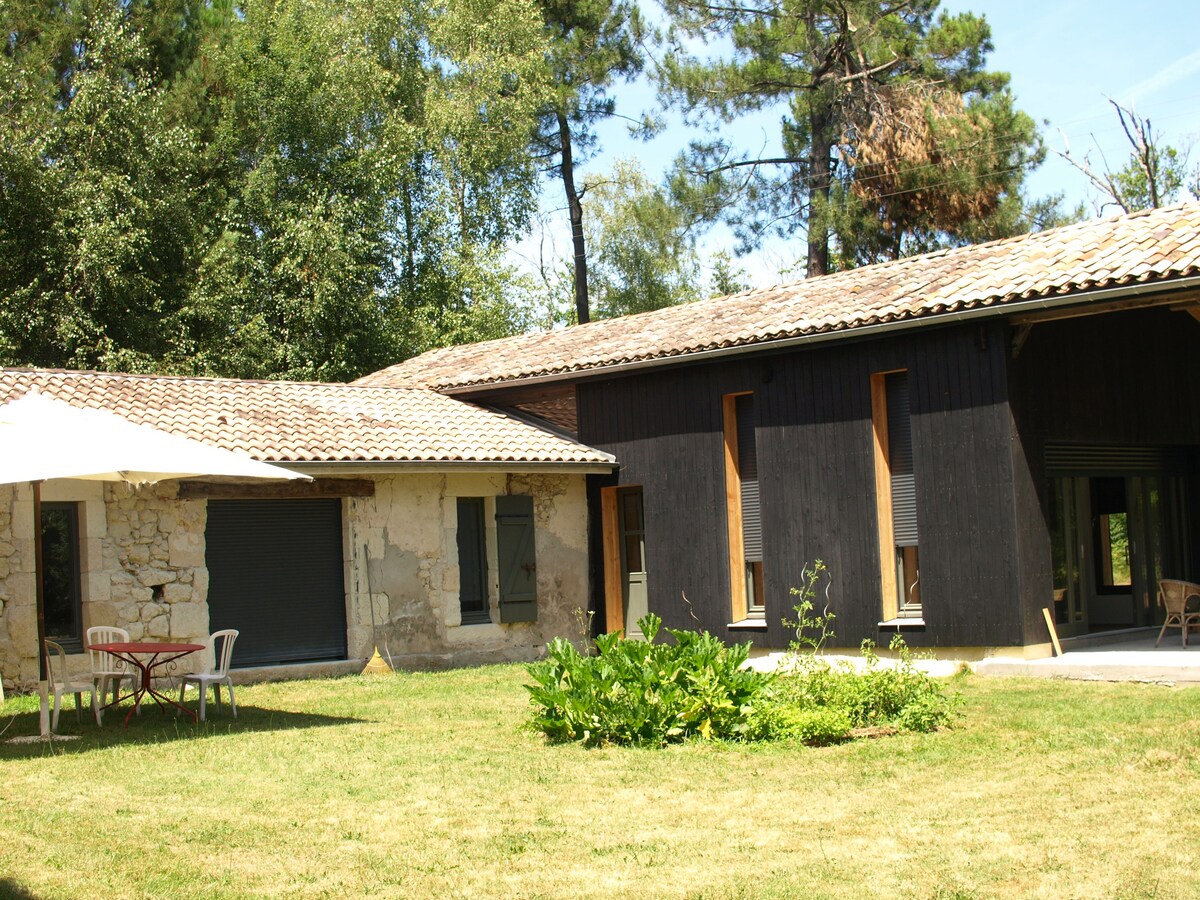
[{"xmin": 578, "ymin": 320, "xmax": 1024, "ymax": 650}]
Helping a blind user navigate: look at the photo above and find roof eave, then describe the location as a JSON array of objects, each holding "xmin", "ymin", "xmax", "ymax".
[{"xmin": 281, "ymin": 459, "xmax": 617, "ymax": 476}]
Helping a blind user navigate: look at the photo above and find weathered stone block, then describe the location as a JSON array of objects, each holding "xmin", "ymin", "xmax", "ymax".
[
  {"xmin": 137, "ymin": 568, "xmax": 178, "ymax": 587},
  {"xmin": 87, "ymin": 601, "xmax": 119, "ymax": 626},
  {"xmin": 162, "ymin": 582, "xmax": 191, "ymax": 603},
  {"xmin": 5, "ymin": 604, "xmax": 35, "ymax": 649},
  {"xmin": 107, "ymin": 522, "xmax": 132, "ymax": 543},
  {"xmin": 169, "ymin": 602, "xmax": 209, "ymax": 639},
  {"xmin": 147, "ymin": 614, "xmax": 170, "ymax": 638},
  {"xmin": 168, "ymin": 530, "xmax": 204, "ymax": 568}
]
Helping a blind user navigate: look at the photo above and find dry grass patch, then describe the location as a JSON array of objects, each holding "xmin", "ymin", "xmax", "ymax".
[{"xmin": 0, "ymin": 670, "xmax": 1198, "ymax": 898}]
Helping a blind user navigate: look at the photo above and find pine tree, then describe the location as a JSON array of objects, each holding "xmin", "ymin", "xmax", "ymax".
[{"xmin": 659, "ymin": 0, "xmax": 1045, "ymax": 275}]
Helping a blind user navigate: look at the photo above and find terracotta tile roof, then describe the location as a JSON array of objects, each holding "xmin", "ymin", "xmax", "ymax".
[
  {"xmin": 512, "ymin": 396, "xmax": 578, "ymax": 433},
  {"xmin": 359, "ymin": 203, "xmax": 1200, "ymax": 391},
  {"xmin": 0, "ymin": 369, "xmax": 615, "ymax": 466}
]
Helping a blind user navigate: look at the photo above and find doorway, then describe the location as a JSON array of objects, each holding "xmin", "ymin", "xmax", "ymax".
[{"xmin": 1047, "ymin": 462, "xmax": 1190, "ymax": 635}]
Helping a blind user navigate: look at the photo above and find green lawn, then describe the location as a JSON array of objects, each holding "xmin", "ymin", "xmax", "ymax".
[{"xmin": 1, "ymin": 667, "xmax": 1198, "ymax": 899}]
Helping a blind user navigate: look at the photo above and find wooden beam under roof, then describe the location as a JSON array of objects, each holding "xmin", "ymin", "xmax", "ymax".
[
  {"xmin": 178, "ymin": 478, "xmax": 375, "ymax": 499},
  {"xmin": 1008, "ymin": 289, "xmax": 1200, "ymax": 326}
]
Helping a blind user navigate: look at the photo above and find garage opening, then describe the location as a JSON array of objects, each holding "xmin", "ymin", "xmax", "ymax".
[{"xmin": 206, "ymin": 499, "xmax": 348, "ymax": 667}]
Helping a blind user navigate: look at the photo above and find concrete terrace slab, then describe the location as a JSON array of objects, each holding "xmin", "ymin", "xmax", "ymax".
[{"xmin": 974, "ymin": 633, "xmax": 1200, "ymax": 684}]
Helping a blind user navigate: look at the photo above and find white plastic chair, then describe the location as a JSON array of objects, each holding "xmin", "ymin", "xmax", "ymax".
[
  {"xmin": 86, "ymin": 625, "xmax": 140, "ymax": 722},
  {"xmin": 179, "ymin": 630, "xmax": 239, "ymax": 721},
  {"xmin": 44, "ymin": 640, "xmax": 97, "ymax": 731}
]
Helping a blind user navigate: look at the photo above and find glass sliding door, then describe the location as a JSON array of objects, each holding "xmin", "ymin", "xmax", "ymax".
[
  {"xmin": 1047, "ymin": 466, "xmax": 1191, "ymax": 635},
  {"xmin": 1048, "ymin": 477, "xmax": 1087, "ymax": 637},
  {"xmin": 1129, "ymin": 475, "xmax": 1189, "ymax": 627}
]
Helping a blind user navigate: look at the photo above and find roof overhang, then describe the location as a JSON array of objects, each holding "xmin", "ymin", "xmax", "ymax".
[
  {"xmin": 442, "ymin": 275, "xmax": 1200, "ymax": 396},
  {"xmin": 282, "ymin": 459, "xmax": 617, "ymax": 476}
]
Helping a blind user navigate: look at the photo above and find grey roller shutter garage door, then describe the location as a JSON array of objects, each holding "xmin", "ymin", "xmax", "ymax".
[{"xmin": 206, "ymin": 499, "xmax": 347, "ymax": 667}]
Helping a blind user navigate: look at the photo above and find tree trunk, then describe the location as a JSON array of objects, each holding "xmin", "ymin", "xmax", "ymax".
[
  {"xmin": 556, "ymin": 111, "xmax": 590, "ymax": 324},
  {"xmin": 806, "ymin": 111, "xmax": 832, "ymax": 278},
  {"xmin": 804, "ymin": 3, "xmax": 833, "ymax": 279}
]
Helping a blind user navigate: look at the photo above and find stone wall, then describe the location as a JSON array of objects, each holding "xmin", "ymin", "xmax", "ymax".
[
  {"xmin": 0, "ymin": 481, "xmax": 209, "ymax": 691},
  {"xmin": 345, "ymin": 472, "xmax": 590, "ymax": 669},
  {"xmin": 0, "ymin": 470, "xmax": 590, "ymax": 689}
]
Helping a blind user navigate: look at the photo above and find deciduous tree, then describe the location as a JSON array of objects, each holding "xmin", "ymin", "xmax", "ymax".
[
  {"xmin": 1057, "ymin": 98, "xmax": 1197, "ymax": 215},
  {"xmin": 585, "ymin": 160, "xmax": 703, "ymax": 318},
  {"xmin": 0, "ymin": 0, "xmax": 552, "ymax": 380},
  {"xmin": 534, "ymin": 0, "xmax": 645, "ymax": 323}
]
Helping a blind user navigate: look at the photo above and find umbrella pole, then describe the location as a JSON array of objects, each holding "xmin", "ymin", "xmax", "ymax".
[{"xmin": 33, "ymin": 481, "xmax": 50, "ymax": 737}]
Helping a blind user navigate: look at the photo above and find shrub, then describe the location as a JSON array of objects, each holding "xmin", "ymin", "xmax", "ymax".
[
  {"xmin": 525, "ymin": 614, "xmax": 774, "ymax": 747},
  {"xmin": 779, "ymin": 635, "xmax": 960, "ymax": 733},
  {"xmin": 779, "ymin": 560, "xmax": 959, "ymax": 735},
  {"xmin": 745, "ymin": 700, "xmax": 852, "ymax": 745}
]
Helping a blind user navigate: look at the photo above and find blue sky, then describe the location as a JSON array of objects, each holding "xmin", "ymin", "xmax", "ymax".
[
  {"xmin": 947, "ymin": 0, "xmax": 1200, "ymax": 207},
  {"xmin": 524, "ymin": 0, "xmax": 1200, "ymax": 288}
]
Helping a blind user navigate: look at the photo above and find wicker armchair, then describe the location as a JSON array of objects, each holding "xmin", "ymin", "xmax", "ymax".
[{"xmin": 1156, "ymin": 580, "xmax": 1200, "ymax": 648}]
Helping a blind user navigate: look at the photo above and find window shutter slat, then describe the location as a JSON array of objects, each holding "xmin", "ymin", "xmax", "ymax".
[
  {"xmin": 886, "ymin": 373, "xmax": 918, "ymax": 546},
  {"xmin": 736, "ymin": 394, "xmax": 763, "ymax": 562}
]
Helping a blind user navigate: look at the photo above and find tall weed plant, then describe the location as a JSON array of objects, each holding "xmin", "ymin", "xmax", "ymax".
[{"xmin": 763, "ymin": 560, "xmax": 960, "ymax": 741}]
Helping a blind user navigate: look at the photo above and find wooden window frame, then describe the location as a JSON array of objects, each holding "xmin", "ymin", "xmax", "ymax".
[
  {"xmin": 871, "ymin": 371, "xmax": 901, "ymax": 622},
  {"xmin": 600, "ymin": 485, "xmax": 646, "ymax": 636},
  {"xmin": 723, "ymin": 392, "xmax": 752, "ymax": 622},
  {"xmin": 601, "ymin": 486, "xmax": 624, "ymax": 635},
  {"xmin": 872, "ymin": 369, "xmax": 924, "ymax": 622}
]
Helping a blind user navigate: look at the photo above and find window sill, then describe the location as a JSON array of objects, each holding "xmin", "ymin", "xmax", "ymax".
[
  {"xmin": 877, "ymin": 617, "xmax": 925, "ymax": 629},
  {"xmin": 727, "ymin": 617, "xmax": 768, "ymax": 630}
]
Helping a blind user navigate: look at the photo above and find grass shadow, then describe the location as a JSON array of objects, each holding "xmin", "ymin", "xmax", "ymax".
[
  {"xmin": 0, "ymin": 877, "xmax": 41, "ymax": 899},
  {"xmin": 0, "ymin": 700, "xmax": 365, "ymax": 759}
]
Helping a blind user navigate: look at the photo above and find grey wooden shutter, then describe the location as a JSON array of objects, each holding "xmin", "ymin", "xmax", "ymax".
[
  {"xmin": 736, "ymin": 394, "xmax": 762, "ymax": 562},
  {"xmin": 886, "ymin": 372, "xmax": 918, "ymax": 546},
  {"xmin": 496, "ymin": 495, "xmax": 537, "ymax": 623}
]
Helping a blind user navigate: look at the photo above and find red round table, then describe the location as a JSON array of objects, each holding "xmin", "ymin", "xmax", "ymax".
[{"xmin": 88, "ymin": 641, "xmax": 205, "ymax": 725}]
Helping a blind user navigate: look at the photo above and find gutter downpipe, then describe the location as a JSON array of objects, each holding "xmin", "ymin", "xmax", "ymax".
[{"xmin": 442, "ymin": 276, "xmax": 1200, "ymax": 396}]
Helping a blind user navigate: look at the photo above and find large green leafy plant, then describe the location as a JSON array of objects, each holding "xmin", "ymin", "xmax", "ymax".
[{"xmin": 526, "ymin": 613, "xmax": 773, "ymax": 747}]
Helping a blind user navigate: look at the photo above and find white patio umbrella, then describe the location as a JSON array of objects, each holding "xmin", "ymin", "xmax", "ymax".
[{"xmin": 0, "ymin": 389, "xmax": 310, "ymax": 736}]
